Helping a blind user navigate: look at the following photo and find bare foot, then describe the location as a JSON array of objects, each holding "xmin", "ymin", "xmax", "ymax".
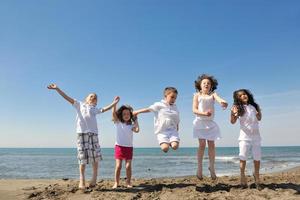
[
  {"xmin": 89, "ymin": 179, "xmax": 97, "ymax": 188},
  {"xmin": 253, "ymin": 173, "xmax": 262, "ymax": 190},
  {"xmin": 126, "ymin": 184, "xmax": 133, "ymax": 188},
  {"xmin": 78, "ymin": 180, "xmax": 86, "ymax": 190},
  {"xmin": 196, "ymin": 171, "xmax": 203, "ymax": 180},
  {"xmin": 208, "ymin": 167, "xmax": 217, "ymax": 180},
  {"xmin": 240, "ymin": 173, "xmax": 248, "ymax": 188},
  {"xmin": 112, "ymin": 183, "xmax": 119, "ymax": 189}
]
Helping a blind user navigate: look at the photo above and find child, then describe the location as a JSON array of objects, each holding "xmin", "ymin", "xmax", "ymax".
[
  {"xmin": 47, "ymin": 83, "xmax": 119, "ymax": 189},
  {"xmin": 112, "ymin": 104, "xmax": 139, "ymax": 189},
  {"xmin": 192, "ymin": 74, "xmax": 228, "ymax": 180},
  {"xmin": 230, "ymin": 89, "xmax": 262, "ymax": 189},
  {"xmin": 134, "ymin": 87, "xmax": 180, "ymax": 153}
]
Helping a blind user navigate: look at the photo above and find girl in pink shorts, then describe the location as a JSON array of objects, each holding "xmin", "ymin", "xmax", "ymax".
[{"xmin": 112, "ymin": 102, "xmax": 139, "ymax": 189}]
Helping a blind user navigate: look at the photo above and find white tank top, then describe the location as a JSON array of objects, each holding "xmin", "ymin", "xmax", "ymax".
[{"xmin": 195, "ymin": 94, "xmax": 215, "ymax": 121}]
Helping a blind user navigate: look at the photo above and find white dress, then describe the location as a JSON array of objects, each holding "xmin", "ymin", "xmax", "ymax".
[{"xmin": 193, "ymin": 94, "xmax": 221, "ymax": 140}]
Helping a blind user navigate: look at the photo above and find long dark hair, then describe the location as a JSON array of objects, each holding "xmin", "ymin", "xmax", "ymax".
[
  {"xmin": 194, "ymin": 74, "xmax": 218, "ymax": 93},
  {"xmin": 233, "ymin": 89, "xmax": 260, "ymax": 116},
  {"xmin": 116, "ymin": 105, "xmax": 136, "ymax": 124}
]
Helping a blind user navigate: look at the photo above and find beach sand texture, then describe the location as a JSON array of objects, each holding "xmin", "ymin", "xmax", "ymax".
[{"xmin": 0, "ymin": 167, "xmax": 299, "ymax": 200}]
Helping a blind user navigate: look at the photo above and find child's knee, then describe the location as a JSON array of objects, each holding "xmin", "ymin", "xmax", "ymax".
[
  {"xmin": 171, "ymin": 142, "xmax": 179, "ymax": 150},
  {"xmin": 160, "ymin": 143, "xmax": 169, "ymax": 153},
  {"xmin": 199, "ymin": 140, "xmax": 206, "ymax": 148},
  {"xmin": 172, "ymin": 145, "xmax": 178, "ymax": 150},
  {"xmin": 116, "ymin": 163, "xmax": 122, "ymax": 170},
  {"xmin": 125, "ymin": 164, "xmax": 131, "ymax": 170},
  {"xmin": 161, "ymin": 146, "xmax": 169, "ymax": 153}
]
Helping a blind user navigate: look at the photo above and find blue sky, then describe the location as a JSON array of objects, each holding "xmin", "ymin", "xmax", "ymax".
[{"xmin": 0, "ymin": 0, "xmax": 299, "ymax": 147}]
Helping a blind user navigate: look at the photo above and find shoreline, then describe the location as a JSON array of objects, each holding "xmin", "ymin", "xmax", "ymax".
[{"xmin": 0, "ymin": 167, "xmax": 299, "ymax": 200}]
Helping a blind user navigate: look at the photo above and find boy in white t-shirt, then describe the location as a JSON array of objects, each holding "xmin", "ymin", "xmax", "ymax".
[
  {"xmin": 48, "ymin": 83, "xmax": 119, "ymax": 189},
  {"xmin": 134, "ymin": 87, "xmax": 180, "ymax": 153}
]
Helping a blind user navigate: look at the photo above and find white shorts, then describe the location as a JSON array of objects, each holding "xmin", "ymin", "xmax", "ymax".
[
  {"xmin": 239, "ymin": 140, "xmax": 261, "ymax": 161},
  {"xmin": 157, "ymin": 131, "xmax": 180, "ymax": 145}
]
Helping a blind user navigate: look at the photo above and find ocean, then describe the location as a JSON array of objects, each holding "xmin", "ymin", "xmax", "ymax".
[{"xmin": 0, "ymin": 147, "xmax": 299, "ymax": 179}]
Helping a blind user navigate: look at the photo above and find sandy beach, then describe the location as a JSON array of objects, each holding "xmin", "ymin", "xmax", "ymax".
[{"xmin": 0, "ymin": 167, "xmax": 299, "ymax": 200}]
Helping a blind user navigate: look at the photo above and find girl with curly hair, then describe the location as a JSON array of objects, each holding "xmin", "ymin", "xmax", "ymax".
[
  {"xmin": 112, "ymin": 102, "xmax": 139, "ymax": 189},
  {"xmin": 192, "ymin": 74, "xmax": 228, "ymax": 180}
]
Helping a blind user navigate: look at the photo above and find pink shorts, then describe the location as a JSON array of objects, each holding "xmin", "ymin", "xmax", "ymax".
[{"xmin": 114, "ymin": 145, "xmax": 133, "ymax": 160}]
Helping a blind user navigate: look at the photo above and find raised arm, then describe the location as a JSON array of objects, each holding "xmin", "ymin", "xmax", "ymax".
[
  {"xmin": 133, "ymin": 108, "xmax": 151, "ymax": 116},
  {"xmin": 47, "ymin": 84, "xmax": 74, "ymax": 104},
  {"xmin": 132, "ymin": 117, "xmax": 140, "ymax": 133},
  {"xmin": 102, "ymin": 96, "xmax": 120, "ymax": 113},
  {"xmin": 112, "ymin": 99, "xmax": 119, "ymax": 122},
  {"xmin": 230, "ymin": 105, "xmax": 238, "ymax": 124},
  {"xmin": 192, "ymin": 94, "xmax": 212, "ymax": 117},
  {"xmin": 213, "ymin": 92, "xmax": 228, "ymax": 109}
]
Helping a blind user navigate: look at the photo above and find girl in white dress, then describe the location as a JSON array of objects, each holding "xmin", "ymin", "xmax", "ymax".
[
  {"xmin": 193, "ymin": 74, "xmax": 228, "ymax": 180},
  {"xmin": 231, "ymin": 89, "xmax": 262, "ymax": 189}
]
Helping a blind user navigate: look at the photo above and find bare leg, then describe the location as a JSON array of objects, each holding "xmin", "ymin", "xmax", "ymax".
[
  {"xmin": 113, "ymin": 159, "xmax": 122, "ymax": 189},
  {"xmin": 170, "ymin": 141, "xmax": 179, "ymax": 150},
  {"xmin": 160, "ymin": 143, "xmax": 169, "ymax": 153},
  {"xmin": 197, "ymin": 139, "xmax": 206, "ymax": 179},
  {"xmin": 252, "ymin": 160, "xmax": 262, "ymax": 190},
  {"xmin": 240, "ymin": 160, "xmax": 247, "ymax": 186},
  {"xmin": 125, "ymin": 160, "xmax": 132, "ymax": 188},
  {"xmin": 89, "ymin": 161, "xmax": 98, "ymax": 187},
  {"xmin": 253, "ymin": 160, "xmax": 261, "ymax": 185},
  {"xmin": 207, "ymin": 140, "xmax": 217, "ymax": 180},
  {"xmin": 79, "ymin": 164, "xmax": 86, "ymax": 189}
]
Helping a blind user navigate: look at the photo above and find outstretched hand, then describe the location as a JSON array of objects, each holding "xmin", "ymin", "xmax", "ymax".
[
  {"xmin": 221, "ymin": 101, "xmax": 228, "ymax": 110},
  {"xmin": 113, "ymin": 96, "xmax": 120, "ymax": 103},
  {"xmin": 47, "ymin": 83, "xmax": 58, "ymax": 90}
]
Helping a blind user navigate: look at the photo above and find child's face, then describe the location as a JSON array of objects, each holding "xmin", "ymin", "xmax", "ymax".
[
  {"xmin": 237, "ymin": 91, "xmax": 248, "ymax": 104},
  {"xmin": 165, "ymin": 92, "xmax": 177, "ymax": 105},
  {"xmin": 86, "ymin": 93, "xmax": 98, "ymax": 105},
  {"xmin": 122, "ymin": 109, "xmax": 131, "ymax": 122},
  {"xmin": 201, "ymin": 79, "xmax": 212, "ymax": 92}
]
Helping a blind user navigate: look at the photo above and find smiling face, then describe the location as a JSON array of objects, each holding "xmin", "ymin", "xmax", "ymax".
[
  {"xmin": 165, "ymin": 92, "xmax": 177, "ymax": 105},
  {"xmin": 122, "ymin": 109, "xmax": 131, "ymax": 122},
  {"xmin": 201, "ymin": 78, "xmax": 212, "ymax": 93},
  {"xmin": 237, "ymin": 91, "xmax": 249, "ymax": 104},
  {"xmin": 86, "ymin": 93, "xmax": 98, "ymax": 105}
]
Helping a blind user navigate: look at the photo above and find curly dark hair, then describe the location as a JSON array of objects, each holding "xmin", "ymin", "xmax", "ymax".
[
  {"xmin": 194, "ymin": 74, "xmax": 218, "ymax": 93},
  {"xmin": 233, "ymin": 89, "xmax": 260, "ymax": 117},
  {"xmin": 116, "ymin": 105, "xmax": 136, "ymax": 124}
]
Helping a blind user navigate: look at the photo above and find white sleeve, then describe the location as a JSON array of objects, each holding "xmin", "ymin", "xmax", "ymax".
[
  {"xmin": 149, "ymin": 102, "xmax": 160, "ymax": 112},
  {"xmin": 72, "ymin": 100, "xmax": 80, "ymax": 110},
  {"xmin": 94, "ymin": 107, "xmax": 104, "ymax": 115}
]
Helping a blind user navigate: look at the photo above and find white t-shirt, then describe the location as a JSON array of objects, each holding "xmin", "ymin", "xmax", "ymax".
[
  {"xmin": 149, "ymin": 100, "xmax": 180, "ymax": 134},
  {"xmin": 115, "ymin": 122, "xmax": 134, "ymax": 147},
  {"xmin": 238, "ymin": 104, "xmax": 261, "ymax": 141},
  {"xmin": 72, "ymin": 100, "xmax": 103, "ymax": 134}
]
